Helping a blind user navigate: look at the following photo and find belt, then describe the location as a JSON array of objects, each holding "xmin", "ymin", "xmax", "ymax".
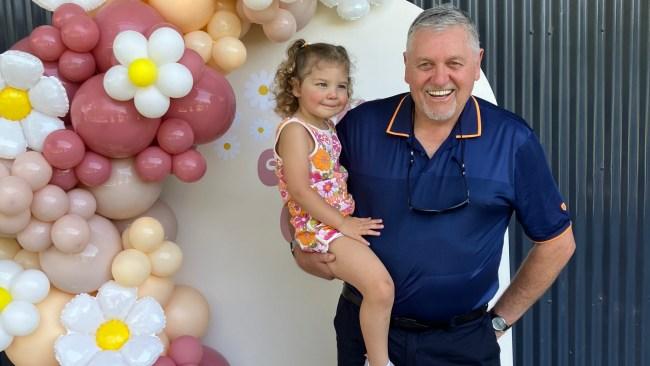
[{"xmin": 341, "ymin": 283, "xmax": 487, "ymax": 331}]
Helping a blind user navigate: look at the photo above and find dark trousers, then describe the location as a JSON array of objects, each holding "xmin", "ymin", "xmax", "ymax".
[{"xmin": 334, "ymin": 295, "xmax": 501, "ymax": 366}]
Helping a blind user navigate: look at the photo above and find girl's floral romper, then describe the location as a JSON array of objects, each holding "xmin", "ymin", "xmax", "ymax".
[{"xmin": 274, "ymin": 117, "xmax": 355, "ymax": 253}]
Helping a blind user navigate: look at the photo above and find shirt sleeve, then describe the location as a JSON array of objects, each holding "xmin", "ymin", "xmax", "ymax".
[{"xmin": 513, "ymin": 132, "xmax": 571, "ymax": 242}]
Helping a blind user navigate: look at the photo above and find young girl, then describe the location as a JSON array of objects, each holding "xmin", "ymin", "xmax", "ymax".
[{"xmin": 273, "ymin": 39, "xmax": 394, "ymax": 366}]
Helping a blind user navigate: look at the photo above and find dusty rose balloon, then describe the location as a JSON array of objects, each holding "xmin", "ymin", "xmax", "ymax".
[
  {"xmin": 57, "ymin": 51, "xmax": 97, "ymax": 83},
  {"xmin": 12, "ymin": 151, "xmax": 53, "ymax": 191},
  {"xmin": 0, "ymin": 176, "xmax": 33, "ymax": 216},
  {"xmin": 169, "ymin": 335, "xmax": 203, "ymax": 365},
  {"xmin": 52, "ymin": 3, "xmax": 87, "ymax": 29},
  {"xmin": 93, "ymin": 0, "xmax": 164, "ymax": 72},
  {"xmin": 172, "ymin": 149, "xmax": 207, "ymax": 183},
  {"xmin": 135, "ymin": 147, "xmax": 172, "ymax": 182},
  {"xmin": 29, "ymin": 25, "xmax": 65, "ymax": 62},
  {"xmin": 167, "ymin": 68, "xmax": 236, "ymax": 144},
  {"xmin": 14, "ymin": 249, "xmax": 40, "ymax": 270},
  {"xmin": 0, "ymin": 210, "xmax": 31, "ymax": 235},
  {"xmin": 51, "ymin": 214, "xmax": 90, "ymax": 253},
  {"xmin": 43, "ymin": 129, "xmax": 86, "ymax": 170},
  {"xmin": 31, "ymin": 185, "xmax": 70, "ymax": 223},
  {"xmin": 43, "ymin": 61, "xmax": 80, "ymax": 111},
  {"xmin": 153, "ymin": 356, "xmax": 175, "ymax": 366},
  {"xmin": 200, "ymin": 346, "xmax": 230, "ymax": 366},
  {"xmin": 280, "ymin": 0, "xmax": 317, "ymax": 31},
  {"xmin": 164, "ymin": 285, "xmax": 210, "ymax": 340},
  {"xmin": 137, "ymin": 275, "xmax": 175, "ymax": 307},
  {"xmin": 40, "ymin": 215, "xmax": 121, "ymax": 293},
  {"xmin": 262, "ymin": 9, "xmax": 296, "ymax": 43},
  {"xmin": 89, "ymin": 158, "xmax": 162, "ymax": 220},
  {"xmin": 5, "ymin": 288, "xmax": 72, "ymax": 366},
  {"xmin": 67, "ymin": 188, "xmax": 97, "ymax": 219},
  {"xmin": 60, "ymin": 15, "xmax": 100, "ymax": 53},
  {"xmin": 17, "ymin": 219, "xmax": 52, "ymax": 252},
  {"xmin": 72, "ymin": 74, "xmax": 161, "ymax": 158},
  {"xmin": 178, "ymin": 49, "xmax": 206, "ymax": 83},
  {"xmin": 75, "ymin": 152, "xmax": 112, "ymax": 187},
  {"xmin": 49, "ymin": 168, "xmax": 78, "ymax": 191},
  {"xmin": 157, "ymin": 119, "xmax": 194, "ymax": 155},
  {"xmin": 243, "ymin": 0, "xmax": 279, "ymax": 24},
  {"xmin": 112, "ymin": 248, "xmax": 151, "ymax": 287},
  {"xmin": 113, "ymin": 200, "xmax": 178, "ymax": 241}
]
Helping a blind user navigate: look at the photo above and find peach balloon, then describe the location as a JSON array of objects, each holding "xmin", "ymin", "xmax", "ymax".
[
  {"xmin": 51, "ymin": 214, "xmax": 91, "ymax": 253},
  {"xmin": 164, "ymin": 285, "xmax": 211, "ymax": 340},
  {"xmin": 148, "ymin": 0, "xmax": 215, "ymax": 33},
  {"xmin": 262, "ymin": 8, "xmax": 296, "ymax": 42},
  {"xmin": 112, "ymin": 248, "xmax": 152, "ymax": 287},
  {"xmin": 243, "ymin": 0, "xmax": 279, "ymax": 24},
  {"xmin": 215, "ymin": 0, "xmax": 237, "ymax": 12},
  {"xmin": 17, "ymin": 219, "xmax": 53, "ymax": 252},
  {"xmin": 14, "ymin": 249, "xmax": 40, "ymax": 270},
  {"xmin": 40, "ymin": 215, "xmax": 121, "ymax": 294},
  {"xmin": 113, "ymin": 200, "xmax": 178, "ymax": 242},
  {"xmin": 89, "ymin": 159, "xmax": 163, "ymax": 220},
  {"xmin": 31, "ymin": 184, "xmax": 70, "ymax": 222},
  {"xmin": 211, "ymin": 36, "xmax": 247, "ymax": 73},
  {"xmin": 0, "ymin": 209, "xmax": 31, "ymax": 235},
  {"xmin": 184, "ymin": 31, "xmax": 213, "ymax": 63},
  {"xmin": 11, "ymin": 151, "xmax": 53, "ymax": 191},
  {"xmin": 207, "ymin": 11, "xmax": 242, "ymax": 40},
  {"xmin": 67, "ymin": 188, "xmax": 97, "ymax": 219},
  {"xmin": 0, "ymin": 176, "xmax": 33, "ymax": 216},
  {"xmin": 128, "ymin": 217, "xmax": 165, "ymax": 253},
  {"xmin": 0, "ymin": 237, "xmax": 21, "ymax": 259},
  {"xmin": 138, "ymin": 275, "xmax": 175, "ymax": 307},
  {"xmin": 148, "ymin": 241, "xmax": 183, "ymax": 277},
  {"xmin": 121, "ymin": 227, "xmax": 133, "ymax": 249},
  {"xmin": 5, "ymin": 288, "xmax": 72, "ymax": 366}
]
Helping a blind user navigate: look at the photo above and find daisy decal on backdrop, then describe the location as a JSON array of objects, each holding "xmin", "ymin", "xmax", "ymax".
[
  {"xmin": 0, "ymin": 260, "xmax": 50, "ymax": 351},
  {"xmin": 55, "ymin": 281, "xmax": 166, "ymax": 366},
  {"xmin": 249, "ymin": 119, "xmax": 273, "ymax": 141},
  {"xmin": 0, "ymin": 50, "xmax": 68, "ymax": 159},
  {"xmin": 244, "ymin": 70, "xmax": 274, "ymax": 110},
  {"xmin": 103, "ymin": 27, "xmax": 193, "ymax": 119},
  {"xmin": 214, "ymin": 133, "xmax": 241, "ymax": 160}
]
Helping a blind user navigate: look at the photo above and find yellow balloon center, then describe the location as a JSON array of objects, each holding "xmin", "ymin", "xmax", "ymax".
[
  {"xmin": 258, "ymin": 85, "xmax": 269, "ymax": 96},
  {"xmin": 128, "ymin": 58, "xmax": 158, "ymax": 87},
  {"xmin": 95, "ymin": 319, "xmax": 130, "ymax": 351},
  {"xmin": 0, "ymin": 87, "xmax": 32, "ymax": 121},
  {"xmin": 0, "ymin": 287, "xmax": 12, "ymax": 311}
]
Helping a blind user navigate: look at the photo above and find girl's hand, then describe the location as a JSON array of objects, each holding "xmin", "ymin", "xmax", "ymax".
[{"xmin": 338, "ymin": 217, "xmax": 384, "ymax": 245}]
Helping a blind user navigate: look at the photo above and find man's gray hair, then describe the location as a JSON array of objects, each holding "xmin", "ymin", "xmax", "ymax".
[{"xmin": 407, "ymin": 4, "xmax": 480, "ymax": 53}]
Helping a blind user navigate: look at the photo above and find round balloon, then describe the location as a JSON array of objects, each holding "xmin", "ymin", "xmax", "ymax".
[
  {"xmin": 11, "ymin": 151, "xmax": 53, "ymax": 191},
  {"xmin": 164, "ymin": 285, "xmax": 210, "ymax": 340},
  {"xmin": 29, "ymin": 25, "xmax": 65, "ymax": 62},
  {"xmin": 42, "ymin": 129, "xmax": 86, "ymax": 170},
  {"xmin": 199, "ymin": 346, "xmax": 230, "ymax": 366},
  {"xmin": 112, "ymin": 199, "xmax": 178, "ymax": 241},
  {"xmin": 49, "ymin": 168, "xmax": 79, "ymax": 191},
  {"xmin": 137, "ymin": 275, "xmax": 175, "ymax": 307},
  {"xmin": 148, "ymin": 0, "xmax": 215, "ymax": 33}
]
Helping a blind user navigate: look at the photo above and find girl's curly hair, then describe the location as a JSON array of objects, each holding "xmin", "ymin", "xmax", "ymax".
[{"xmin": 273, "ymin": 39, "xmax": 352, "ymax": 118}]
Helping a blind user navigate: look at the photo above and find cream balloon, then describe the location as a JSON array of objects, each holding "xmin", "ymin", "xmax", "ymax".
[
  {"xmin": 16, "ymin": 219, "xmax": 52, "ymax": 252},
  {"xmin": 11, "ymin": 151, "xmax": 53, "ymax": 191},
  {"xmin": 0, "ymin": 209, "xmax": 31, "ymax": 235},
  {"xmin": 128, "ymin": 216, "xmax": 164, "ymax": 253},
  {"xmin": 89, "ymin": 159, "xmax": 163, "ymax": 220},
  {"xmin": 13, "ymin": 249, "xmax": 40, "ymax": 270},
  {"xmin": 184, "ymin": 31, "xmax": 214, "ymax": 63},
  {"xmin": 164, "ymin": 285, "xmax": 211, "ymax": 339},
  {"xmin": 211, "ymin": 36, "xmax": 247, "ymax": 73},
  {"xmin": 148, "ymin": 0, "xmax": 215, "ymax": 33},
  {"xmin": 148, "ymin": 241, "xmax": 183, "ymax": 277},
  {"xmin": 207, "ymin": 11, "xmax": 242, "ymax": 40},
  {"xmin": 51, "ymin": 214, "xmax": 91, "ymax": 254},
  {"xmin": 137, "ymin": 275, "xmax": 175, "ymax": 307},
  {"xmin": 121, "ymin": 228, "xmax": 133, "ymax": 249},
  {"xmin": 111, "ymin": 248, "xmax": 152, "ymax": 287},
  {"xmin": 31, "ymin": 184, "xmax": 69, "ymax": 223},
  {"xmin": 113, "ymin": 200, "xmax": 178, "ymax": 242},
  {"xmin": 66, "ymin": 188, "xmax": 97, "ymax": 219},
  {"xmin": 0, "ymin": 238, "xmax": 20, "ymax": 259}
]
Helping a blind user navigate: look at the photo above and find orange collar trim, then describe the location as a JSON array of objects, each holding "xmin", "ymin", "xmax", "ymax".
[{"xmin": 385, "ymin": 95, "xmax": 410, "ymax": 137}]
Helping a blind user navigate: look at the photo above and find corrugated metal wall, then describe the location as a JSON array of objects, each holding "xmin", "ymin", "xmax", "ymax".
[{"xmin": 1, "ymin": 1, "xmax": 649, "ymax": 365}]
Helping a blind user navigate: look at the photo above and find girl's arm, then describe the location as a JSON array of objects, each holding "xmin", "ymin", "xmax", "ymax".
[{"xmin": 277, "ymin": 123, "xmax": 381, "ymax": 245}]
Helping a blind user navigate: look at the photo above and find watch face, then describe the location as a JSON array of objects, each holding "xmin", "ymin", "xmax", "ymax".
[{"xmin": 492, "ymin": 316, "xmax": 508, "ymax": 331}]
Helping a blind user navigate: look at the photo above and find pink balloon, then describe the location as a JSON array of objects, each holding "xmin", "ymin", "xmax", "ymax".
[
  {"xmin": 172, "ymin": 149, "xmax": 206, "ymax": 183},
  {"xmin": 67, "ymin": 188, "xmax": 97, "ymax": 219},
  {"xmin": 153, "ymin": 356, "xmax": 176, "ymax": 366},
  {"xmin": 134, "ymin": 147, "xmax": 172, "ymax": 182},
  {"xmin": 166, "ymin": 68, "xmax": 235, "ymax": 144},
  {"xmin": 280, "ymin": 0, "xmax": 317, "ymax": 31},
  {"xmin": 0, "ymin": 176, "xmax": 33, "ymax": 216},
  {"xmin": 11, "ymin": 151, "xmax": 53, "ymax": 191},
  {"xmin": 43, "ymin": 129, "xmax": 86, "ymax": 170},
  {"xmin": 199, "ymin": 346, "xmax": 230, "ymax": 366},
  {"xmin": 93, "ymin": 0, "xmax": 165, "ymax": 72},
  {"xmin": 243, "ymin": 0, "xmax": 279, "ymax": 24},
  {"xmin": 17, "ymin": 218, "xmax": 53, "ymax": 252},
  {"xmin": 29, "ymin": 25, "xmax": 66, "ymax": 62},
  {"xmin": 43, "ymin": 61, "xmax": 81, "ymax": 112},
  {"xmin": 52, "ymin": 3, "xmax": 87, "ymax": 29},
  {"xmin": 58, "ymin": 51, "xmax": 97, "ymax": 83},
  {"xmin": 178, "ymin": 49, "xmax": 206, "ymax": 83},
  {"xmin": 75, "ymin": 152, "xmax": 112, "ymax": 187},
  {"xmin": 169, "ymin": 336, "xmax": 203, "ymax": 365},
  {"xmin": 31, "ymin": 184, "xmax": 70, "ymax": 223},
  {"xmin": 262, "ymin": 9, "xmax": 297, "ymax": 43},
  {"xmin": 49, "ymin": 168, "xmax": 79, "ymax": 191},
  {"xmin": 71, "ymin": 74, "xmax": 161, "ymax": 158},
  {"xmin": 157, "ymin": 119, "xmax": 194, "ymax": 155},
  {"xmin": 60, "ymin": 15, "xmax": 100, "ymax": 53},
  {"xmin": 10, "ymin": 36, "xmax": 33, "ymax": 53},
  {"xmin": 51, "ymin": 214, "xmax": 90, "ymax": 254},
  {"xmin": 257, "ymin": 149, "xmax": 277, "ymax": 187}
]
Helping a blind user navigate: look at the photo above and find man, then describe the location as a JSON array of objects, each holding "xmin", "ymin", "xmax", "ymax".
[{"xmin": 292, "ymin": 5, "xmax": 576, "ymax": 366}]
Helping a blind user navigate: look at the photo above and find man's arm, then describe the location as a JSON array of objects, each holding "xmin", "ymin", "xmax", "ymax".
[
  {"xmin": 292, "ymin": 243, "xmax": 337, "ymax": 280},
  {"xmin": 490, "ymin": 226, "xmax": 576, "ymax": 335}
]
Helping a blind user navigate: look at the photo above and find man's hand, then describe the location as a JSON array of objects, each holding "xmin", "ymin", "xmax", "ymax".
[
  {"xmin": 338, "ymin": 216, "xmax": 383, "ymax": 245},
  {"xmin": 293, "ymin": 246, "xmax": 337, "ymax": 280}
]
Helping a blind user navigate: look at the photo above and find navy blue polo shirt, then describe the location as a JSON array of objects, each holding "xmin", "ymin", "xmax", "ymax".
[{"xmin": 336, "ymin": 93, "xmax": 571, "ymax": 322}]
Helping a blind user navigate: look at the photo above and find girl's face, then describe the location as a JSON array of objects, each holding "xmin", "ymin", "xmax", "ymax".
[{"xmin": 292, "ymin": 61, "xmax": 349, "ymax": 125}]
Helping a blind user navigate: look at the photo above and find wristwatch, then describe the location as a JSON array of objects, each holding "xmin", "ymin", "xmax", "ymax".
[{"xmin": 489, "ymin": 311, "xmax": 511, "ymax": 332}]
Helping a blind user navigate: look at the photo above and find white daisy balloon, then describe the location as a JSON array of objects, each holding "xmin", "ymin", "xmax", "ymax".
[
  {"xmin": 55, "ymin": 281, "xmax": 165, "ymax": 366},
  {"xmin": 0, "ymin": 259, "xmax": 50, "ymax": 351},
  {"xmin": 31, "ymin": 0, "xmax": 107, "ymax": 12},
  {"xmin": 103, "ymin": 27, "xmax": 194, "ymax": 119},
  {"xmin": 0, "ymin": 50, "xmax": 68, "ymax": 159}
]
